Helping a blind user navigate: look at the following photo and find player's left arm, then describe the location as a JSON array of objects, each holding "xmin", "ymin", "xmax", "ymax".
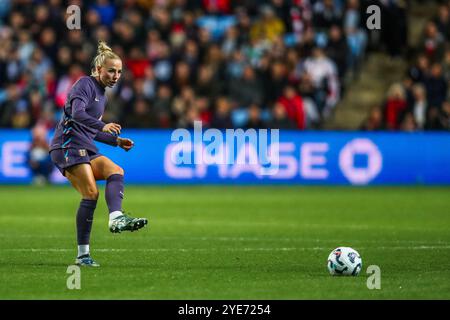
[
  {"xmin": 94, "ymin": 131, "xmax": 119, "ymax": 146},
  {"xmin": 94, "ymin": 132, "xmax": 134, "ymax": 152},
  {"xmin": 117, "ymin": 136, "xmax": 134, "ymax": 152}
]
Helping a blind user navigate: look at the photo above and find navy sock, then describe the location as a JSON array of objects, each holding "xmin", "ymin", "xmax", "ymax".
[
  {"xmin": 76, "ymin": 199, "xmax": 97, "ymax": 246},
  {"xmin": 105, "ymin": 174, "xmax": 124, "ymax": 213}
]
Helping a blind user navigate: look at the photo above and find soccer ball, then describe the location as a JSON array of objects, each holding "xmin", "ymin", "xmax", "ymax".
[{"xmin": 327, "ymin": 247, "xmax": 362, "ymax": 276}]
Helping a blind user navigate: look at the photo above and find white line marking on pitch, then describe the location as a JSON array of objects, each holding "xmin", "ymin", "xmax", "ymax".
[
  {"xmin": 4, "ymin": 245, "xmax": 450, "ymax": 252},
  {"xmin": 0, "ymin": 234, "xmax": 448, "ymax": 246}
]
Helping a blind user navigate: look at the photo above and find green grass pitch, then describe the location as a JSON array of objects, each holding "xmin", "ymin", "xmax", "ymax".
[{"xmin": 0, "ymin": 185, "xmax": 449, "ymax": 299}]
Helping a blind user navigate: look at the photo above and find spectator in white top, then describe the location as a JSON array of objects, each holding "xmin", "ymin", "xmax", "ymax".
[
  {"xmin": 410, "ymin": 83, "xmax": 427, "ymax": 129},
  {"xmin": 303, "ymin": 46, "xmax": 340, "ymax": 119}
]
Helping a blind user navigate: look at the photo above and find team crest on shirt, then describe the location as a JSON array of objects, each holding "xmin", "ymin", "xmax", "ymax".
[{"xmin": 79, "ymin": 149, "xmax": 87, "ymax": 157}]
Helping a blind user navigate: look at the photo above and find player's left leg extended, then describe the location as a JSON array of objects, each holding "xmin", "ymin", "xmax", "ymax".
[{"xmin": 90, "ymin": 156, "xmax": 148, "ymax": 233}]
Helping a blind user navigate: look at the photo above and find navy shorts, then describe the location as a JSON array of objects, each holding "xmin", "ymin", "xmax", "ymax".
[{"xmin": 50, "ymin": 148, "xmax": 102, "ymax": 176}]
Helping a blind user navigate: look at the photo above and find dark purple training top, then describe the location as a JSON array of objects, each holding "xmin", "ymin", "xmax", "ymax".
[{"xmin": 50, "ymin": 76, "xmax": 117, "ymax": 153}]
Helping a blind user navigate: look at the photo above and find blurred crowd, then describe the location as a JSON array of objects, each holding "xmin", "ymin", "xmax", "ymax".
[
  {"xmin": 361, "ymin": 0, "xmax": 450, "ymax": 131},
  {"xmin": 1, "ymin": 0, "xmax": 447, "ymax": 133},
  {"xmin": 0, "ymin": 0, "xmax": 402, "ymax": 133}
]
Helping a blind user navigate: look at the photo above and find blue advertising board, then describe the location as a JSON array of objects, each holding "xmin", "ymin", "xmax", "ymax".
[{"xmin": 0, "ymin": 129, "xmax": 449, "ymax": 185}]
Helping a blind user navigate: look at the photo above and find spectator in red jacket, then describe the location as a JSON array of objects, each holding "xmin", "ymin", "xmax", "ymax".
[
  {"xmin": 277, "ymin": 85, "xmax": 305, "ymax": 130},
  {"xmin": 384, "ymin": 83, "xmax": 408, "ymax": 130},
  {"xmin": 125, "ymin": 46, "xmax": 150, "ymax": 79},
  {"xmin": 202, "ymin": 0, "xmax": 231, "ymax": 15}
]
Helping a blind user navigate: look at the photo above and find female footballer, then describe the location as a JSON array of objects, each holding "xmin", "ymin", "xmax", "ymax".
[{"xmin": 50, "ymin": 41, "xmax": 148, "ymax": 267}]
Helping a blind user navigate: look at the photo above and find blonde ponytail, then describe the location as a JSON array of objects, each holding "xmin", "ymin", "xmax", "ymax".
[{"xmin": 90, "ymin": 41, "xmax": 121, "ymax": 77}]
